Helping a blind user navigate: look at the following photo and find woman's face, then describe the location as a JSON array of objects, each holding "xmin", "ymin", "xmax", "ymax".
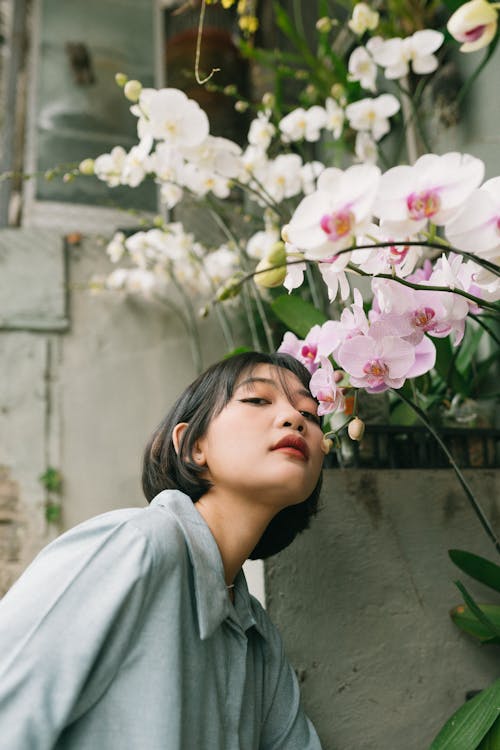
[{"xmin": 193, "ymin": 364, "xmax": 324, "ymax": 510}]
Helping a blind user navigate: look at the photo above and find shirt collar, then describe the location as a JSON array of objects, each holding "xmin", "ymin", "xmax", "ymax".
[{"xmin": 150, "ymin": 490, "xmax": 267, "ymax": 642}]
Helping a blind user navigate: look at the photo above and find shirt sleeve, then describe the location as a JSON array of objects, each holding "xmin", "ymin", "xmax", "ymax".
[
  {"xmin": 259, "ymin": 619, "xmax": 323, "ymax": 750},
  {"xmin": 0, "ymin": 513, "xmax": 155, "ymax": 750}
]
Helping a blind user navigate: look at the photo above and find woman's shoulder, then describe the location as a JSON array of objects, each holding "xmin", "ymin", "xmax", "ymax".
[{"xmin": 33, "ymin": 492, "xmax": 190, "ymax": 578}]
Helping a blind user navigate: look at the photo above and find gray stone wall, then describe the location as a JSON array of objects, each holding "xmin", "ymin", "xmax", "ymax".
[{"xmin": 266, "ymin": 469, "xmax": 500, "ymax": 750}]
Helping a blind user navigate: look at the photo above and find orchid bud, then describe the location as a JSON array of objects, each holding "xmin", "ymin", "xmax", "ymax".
[
  {"xmin": 447, "ymin": 0, "xmax": 498, "ymax": 52},
  {"xmin": 78, "ymin": 158, "xmax": 95, "ymax": 176},
  {"xmin": 254, "ymin": 258, "xmax": 287, "ymax": 288},
  {"xmin": 235, "ymin": 100, "xmax": 249, "ymax": 113},
  {"xmin": 316, "ymin": 16, "xmax": 333, "ymax": 33},
  {"xmin": 348, "ymin": 417, "xmax": 365, "ymax": 441},
  {"xmin": 321, "ymin": 437, "xmax": 333, "ymax": 455},
  {"xmin": 115, "ymin": 72, "xmax": 128, "ymax": 87},
  {"xmin": 124, "ymin": 80, "xmax": 142, "ymax": 102},
  {"xmin": 254, "ymin": 242, "xmax": 287, "ymax": 288},
  {"xmin": 262, "ymin": 92, "xmax": 275, "ymax": 108},
  {"xmin": 216, "ymin": 274, "xmax": 243, "ymax": 301}
]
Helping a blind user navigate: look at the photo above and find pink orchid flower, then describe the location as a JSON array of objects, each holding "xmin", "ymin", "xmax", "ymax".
[
  {"xmin": 337, "ymin": 322, "xmax": 416, "ymax": 392},
  {"xmin": 374, "ymin": 152, "xmax": 484, "ymax": 236},
  {"xmin": 309, "ymin": 357, "xmax": 345, "ymax": 415},
  {"xmin": 278, "ymin": 326, "xmax": 322, "ymax": 374}
]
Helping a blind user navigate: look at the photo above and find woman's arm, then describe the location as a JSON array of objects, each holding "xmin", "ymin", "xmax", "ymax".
[
  {"xmin": 259, "ymin": 618, "xmax": 323, "ymax": 750},
  {"xmin": 0, "ymin": 512, "xmax": 154, "ymax": 749}
]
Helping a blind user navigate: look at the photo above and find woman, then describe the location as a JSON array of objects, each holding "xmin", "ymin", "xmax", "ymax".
[{"xmin": 0, "ymin": 351, "xmax": 326, "ymax": 748}]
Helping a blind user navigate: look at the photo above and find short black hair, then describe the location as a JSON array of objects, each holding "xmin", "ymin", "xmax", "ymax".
[{"xmin": 142, "ymin": 351, "xmax": 323, "ymax": 559}]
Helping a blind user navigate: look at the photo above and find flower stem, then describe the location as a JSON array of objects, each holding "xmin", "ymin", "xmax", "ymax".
[
  {"xmin": 195, "ymin": 1, "xmax": 220, "ymax": 85},
  {"xmin": 469, "ymin": 312, "xmax": 500, "ymax": 348},
  {"xmin": 393, "ymin": 388, "xmax": 500, "ymax": 555},
  {"xmin": 251, "ymin": 281, "xmax": 275, "ymax": 352}
]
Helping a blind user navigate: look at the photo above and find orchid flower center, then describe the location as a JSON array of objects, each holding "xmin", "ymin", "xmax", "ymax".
[
  {"xmin": 320, "ymin": 210, "xmax": 354, "ymax": 242},
  {"xmin": 316, "ymin": 388, "xmax": 336, "ymax": 403},
  {"xmin": 301, "ymin": 344, "xmax": 318, "ymax": 360},
  {"xmin": 388, "ymin": 244, "xmax": 409, "ymax": 263},
  {"xmin": 407, "ymin": 190, "xmax": 441, "ymax": 221},
  {"xmin": 411, "ymin": 307, "xmax": 436, "ymax": 330},
  {"xmin": 463, "ymin": 24, "xmax": 488, "ymax": 42},
  {"xmin": 363, "ymin": 358, "xmax": 389, "ymax": 382}
]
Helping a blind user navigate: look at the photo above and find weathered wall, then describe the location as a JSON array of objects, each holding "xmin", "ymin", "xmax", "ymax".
[{"xmin": 265, "ymin": 469, "xmax": 500, "ymax": 750}]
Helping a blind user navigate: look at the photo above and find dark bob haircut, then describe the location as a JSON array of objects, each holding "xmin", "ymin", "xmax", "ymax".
[{"xmin": 142, "ymin": 351, "xmax": 323, "ymax": 559}]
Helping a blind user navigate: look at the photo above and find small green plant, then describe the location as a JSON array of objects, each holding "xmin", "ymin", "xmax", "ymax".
[
  {"xmin": 430, "ymin": 550, "xmax": 500, "ymax": 749},
  {"xmin": 39, "ymin": 467, "xmax": 63, "ymax": 524}
]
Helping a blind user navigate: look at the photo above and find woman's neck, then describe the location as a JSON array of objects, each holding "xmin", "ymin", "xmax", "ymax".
[{"xmin": 194, "ymin": 489, "xmax": 275, "ymax": 586}]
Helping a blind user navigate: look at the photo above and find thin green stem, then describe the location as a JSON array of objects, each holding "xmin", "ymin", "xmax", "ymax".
[
  {"xmin": 169, "ymin": 269, "xmax": 203, "ymax": 373},
  {"xmin": 251, "ymin": 282, "xmax": 275, "ymax": 352},
  {"xmin": 305, "ymin": 263, "xmax": 323, "ymax": 311},
  {"xmin": 242, "ymin": 285, "xmax": 262, "ymax": 350},
  {"xmin": 469, "ymin": 313, "xmax": 500, "ymax": 348},
  {"xmin": 393, "ymin": 388, "xmax": 500, "ymax": 555},
  {"xmin": 229, "ymin": 252, "xmax": 500, "ymax": 314}
]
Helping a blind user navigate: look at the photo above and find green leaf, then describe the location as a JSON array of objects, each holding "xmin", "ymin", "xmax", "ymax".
[
  {"xmin": 477, "ymin": 715, "xmax": 500, "ymax": 750},
  {"xmin": 456, "ymin": 323, "xmax": 484, "ymax": 375},
  {"xmin": 430, "ymin": 677, "xmax": 500, "ymax": 750},
  {"xmin": 451, "ymin": 603, "xmax": 500, "ymax": 644},
  {"xmin": 449, "ymin": 550, "xmax": 500, "ymax": 594},
  {"xmin": 433, "ymin": 337, "xmax": 469, "ymax": 396},
  {"xmin": 271, "ymin": 295, "xmax": 328, "ymax": 339},
  {"xmin": 389, "ymin": 400, "xmax": 418, "ymax": 426},
  {"xmin": 455, "ymin": 581, "xmax": 500, "ymax": 639},
  {"xmin": 224, "ymin": 346, "xmax": 252, "ymax": 359},
  {"xmin": 39, "ymin": 467, "xmax": 63, "ymax": 494}
]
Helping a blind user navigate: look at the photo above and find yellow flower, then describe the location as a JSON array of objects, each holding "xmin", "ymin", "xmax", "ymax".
[
  {"xmin": 238, "ymin": 15, "xmax": 259, "ymax": 33},
  {"xmin": 221, "ymin": 0, "xmax": 236, "ymax": 7},
  {"xmin": 447, "ymin": 0, "xmax": 498, "ymax": 52},
  {"xmin": 348, "ymin": 3, "xmax": 379, "ymax": 35}
]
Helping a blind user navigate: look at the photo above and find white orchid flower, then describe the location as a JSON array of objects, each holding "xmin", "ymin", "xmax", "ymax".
[
  {"xmin": 94, "ymin": 146, "xmax": 127, "ymax": 187},
  {"xmin": 260, "ymin": 154, "xmax": 303, "ymax": 202},
  {"xmin": 446, "ymin": 176, "xmax": 500, "ymax": 257},
  {"xmin": 374, "ymin": 152, "xmax": 485, "ymax": 235},
  {"xmin": 248, "ymin": 111, "xmax": 276, "ymax": 151},
  {"xmin": 447, "ymin": 0, "xmax": 498, "ymax": 52},
  {"xmin": 324, "ymin": 98, "xmax": 345, "ymax": 139},
  {"xmin": 355, "ymin": 132, "xmax": 378, "ymax": 164},
  {"xmin": 348, "ymin": 46, "xmax": 378, "ymax": 92},
  {"xmin": 368, "ymin": 30, "xmax": 444, "ymax": 79},
  {"xmin": 134, "ymin": 88, "xmax": 209, "ymax": 148},
  {"xmin": 345, "ymin": 94, "xmax": 400, "ymax": 141},
  {"xmin": 300, "ymin": 161, "xmax": 325, "ymax": 195},
  {"xmin": 279, "ymin": 106, "xmax": 327, "ymax": 143},
  {"xmin": 286, "ymin": 163, "xmax": 381, "ymax": 259},
  {"xmin": 348, "ymin": 3, "xmax": 379, "ymax": 35},
  {"xmin": 106, "ymin": 232, "xmax": 126, "ymax": 263}
]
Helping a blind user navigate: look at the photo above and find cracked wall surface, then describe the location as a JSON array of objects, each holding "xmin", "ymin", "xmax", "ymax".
[{"xmin": 265, "ymin": 469, "xmax": 500, "ymax": 750}]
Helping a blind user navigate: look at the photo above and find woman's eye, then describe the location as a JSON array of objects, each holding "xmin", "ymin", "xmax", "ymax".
[
  {"xmin": 300, "ymin": 410, "xmax": 321, "ymax": 425},
  {"xmin": 240, "ymin": 397, "xmax": 269, "ymax": 405}
]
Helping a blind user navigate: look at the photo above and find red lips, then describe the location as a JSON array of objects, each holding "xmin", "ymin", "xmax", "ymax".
[{"xmin": 272, "ymin": 434, "xmax": 309, "ymax": 459}]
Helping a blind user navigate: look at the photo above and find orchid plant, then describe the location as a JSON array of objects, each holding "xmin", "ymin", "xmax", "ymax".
[
  {"xmin": 62, "ymin": 2, "xmax": 500, "ymax": 744},
  {"xmin": 77, "ymin": 0, "xmax": 499, "ymax": 506}
]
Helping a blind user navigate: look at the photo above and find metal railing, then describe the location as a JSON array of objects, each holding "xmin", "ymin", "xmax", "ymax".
[{"xmin": 324, "ymin": 425, "xmax": 500, "ymax": 469}]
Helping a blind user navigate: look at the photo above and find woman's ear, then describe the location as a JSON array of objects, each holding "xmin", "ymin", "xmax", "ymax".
[{"xmin": 172, "ymin": 422, "xmax": 189, "ymax": 455}]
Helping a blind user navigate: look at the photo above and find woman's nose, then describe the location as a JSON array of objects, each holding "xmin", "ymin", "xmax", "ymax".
[{"xmin": 279, "ymin": 410, "xmax": 305, "ymax": 433}]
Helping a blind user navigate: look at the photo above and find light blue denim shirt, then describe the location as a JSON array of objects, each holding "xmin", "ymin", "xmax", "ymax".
[{"xmin": 0, "ymin": 489, "xmax": 322, "ymax": 749}]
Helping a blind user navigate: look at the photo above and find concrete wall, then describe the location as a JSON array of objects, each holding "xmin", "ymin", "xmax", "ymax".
[{"xmin": 265, "ymin": 469, "xmax": 500, "ymax": 750}]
